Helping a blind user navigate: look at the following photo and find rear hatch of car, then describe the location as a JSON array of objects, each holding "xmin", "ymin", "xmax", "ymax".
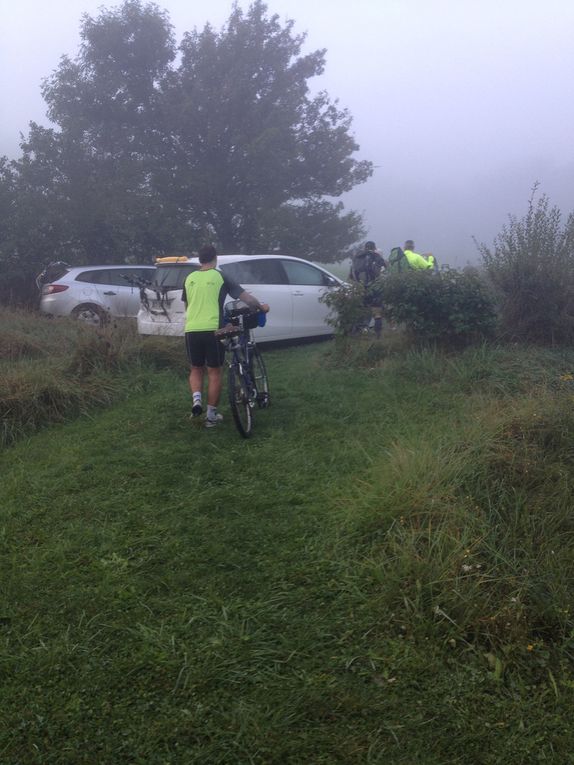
[
  {"xmin": 36, "ymin": 262, "xmax": 71, "ymax": 292},
  {"xmin": 139, "ymin": 261, "xmax": 199, "ymax": 325}
]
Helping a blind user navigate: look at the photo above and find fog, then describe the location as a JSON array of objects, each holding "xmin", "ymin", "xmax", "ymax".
[{"xmin": 1, "ymin": 0, "xmax": 573, "ymax": 266}]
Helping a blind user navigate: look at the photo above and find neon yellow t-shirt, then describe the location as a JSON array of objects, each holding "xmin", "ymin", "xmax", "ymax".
[
  {"xmin": 404, "ymin": 250, "xmax": 433, "ymax": 270},
  {"xmin": 183, "ymin": 268, "xmax": 243, "ymax": 332}
]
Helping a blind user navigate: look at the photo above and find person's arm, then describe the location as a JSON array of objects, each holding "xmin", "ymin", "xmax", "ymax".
[
  {"xmin": 181, "ymin": 287, "xmax": 187, "ymax": 306},
  {"xmin": 223, "ymin": 272, "xmax": 270, "ymax": 313},
  {"xmin": 413, "ymin": 252, "xmax": 433, "ymax": 269}
]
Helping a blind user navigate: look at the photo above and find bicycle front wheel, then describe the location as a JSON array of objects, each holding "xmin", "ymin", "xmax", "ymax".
[
  {"xmin": 228, "ymin": 363, "xmax": 253, "ymax": 438},
  {"xmin": 250, "ymin": 347, "xmax": 270, "ymax": 408}
]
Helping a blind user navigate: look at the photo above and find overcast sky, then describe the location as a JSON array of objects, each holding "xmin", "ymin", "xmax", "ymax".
[{"xmin": 1, "ymin": 0, "xmax": 573, "ymax": 265}]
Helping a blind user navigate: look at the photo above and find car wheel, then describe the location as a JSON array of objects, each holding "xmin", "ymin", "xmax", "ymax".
[{"xmin": 72, "ymin": 304, "xmax": 107, "ymax": 327}]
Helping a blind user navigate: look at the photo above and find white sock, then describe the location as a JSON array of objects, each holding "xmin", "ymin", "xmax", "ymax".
[
  {"xmin": 193, "ymin": 392, "xmax": 202, "ymax": 404},
  {"xmin": 207, "ymin": 405, "xmax": 217, "ymax": 420}
]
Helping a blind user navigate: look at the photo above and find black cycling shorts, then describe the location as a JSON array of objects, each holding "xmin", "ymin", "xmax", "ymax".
[{"xmin": 185, "ymin": 331, "xmax": 225, "ymax": 368}]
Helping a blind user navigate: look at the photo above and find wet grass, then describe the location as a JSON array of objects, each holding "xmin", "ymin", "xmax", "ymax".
[
  {"xmin": 0, "ymin": 309, "xmax": 188, "ymax": 448},
  {"xmin": 2, "ymin": 328, "xmax": 574, "ymax": 762}
]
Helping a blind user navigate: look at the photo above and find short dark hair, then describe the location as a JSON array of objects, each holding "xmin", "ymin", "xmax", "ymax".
[
  {"xmin": 404, "ymin": 240, "xmax": 414, "ymax": 250},
  {"xmin": 198, "ymin": 244, "xmax": 217, "ymax": 264},
  {"xmin": 364, "ymin": 241, "xmax": 376, "ymax": 251}
]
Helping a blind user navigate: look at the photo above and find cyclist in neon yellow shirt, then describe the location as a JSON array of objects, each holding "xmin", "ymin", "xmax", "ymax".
[
  {"xmin": 182, "ymin": 245, "xmax": 269, "ymax": 428},
  {"xmin": 403, "ymin": 240, "xmax": 433, "ymax": 270}
]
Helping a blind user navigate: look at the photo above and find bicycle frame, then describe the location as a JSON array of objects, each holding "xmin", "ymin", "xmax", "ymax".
[
  {"xmin": 226, "ymin": 331, "xmax": 257, "ymax": 403},
  {"xmin": 215, "ymin": 304, "xmax": 269, "ymax": 437}
]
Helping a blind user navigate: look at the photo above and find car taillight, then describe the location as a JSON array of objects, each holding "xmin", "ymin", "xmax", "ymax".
[{"xmin": 43, "ymin": 284, "xmax": 69, "ymax": 294}]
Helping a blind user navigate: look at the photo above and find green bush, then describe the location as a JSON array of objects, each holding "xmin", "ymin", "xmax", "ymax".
[
  {"xmin": 320, "ymin": 281, "xmax": 372, "ymax": 336},
  {"xmin": 477, "ymin": 189, "xmax": 574, "ymax": 344},
  {"xmin": 373, "ymin": 269, "xmax": 497, "ymax": 348}
]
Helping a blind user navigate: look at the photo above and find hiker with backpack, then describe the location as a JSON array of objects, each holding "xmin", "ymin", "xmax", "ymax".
[
  {"xmin": 349, "ymin": 241, "xmax": 386, "ymax": 285},
  {"xmin": 388, "ymin": 240, "xmax": 434, "ymax": 273},
  {"xmin": 349, "ymin": 241, "xmax": 386, "ymax": 337}
]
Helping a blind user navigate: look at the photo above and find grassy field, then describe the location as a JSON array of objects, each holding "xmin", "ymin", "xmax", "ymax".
[{"xmin": 2, "ymin": 315, "xmax": 574, "ymax": 763}]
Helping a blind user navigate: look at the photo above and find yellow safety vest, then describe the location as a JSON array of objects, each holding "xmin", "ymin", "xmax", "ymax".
[{"xmin": 404, "ymin": 250, "xmax": 433, "ymax": 270}]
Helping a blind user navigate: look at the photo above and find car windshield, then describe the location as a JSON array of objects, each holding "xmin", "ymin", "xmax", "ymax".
[{"xmin": 153, "ymin": 264, "xmax": 199, "ymax": 290}]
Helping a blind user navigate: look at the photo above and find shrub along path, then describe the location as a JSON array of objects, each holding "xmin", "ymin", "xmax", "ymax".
[{"xmin": 2, "ymin": 341, "xmax": 574, "ymax": 763}]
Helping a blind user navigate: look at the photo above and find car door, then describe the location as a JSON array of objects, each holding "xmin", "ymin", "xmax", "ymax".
[
  {"xmin": 280, "ymin": 259, "xmax": 339, "ymax": 337},
  {"xmin": 220, "ymin": 259, "xmax": 292, "ymax": 341},
  {"xmin": 91, "ymin": 268, "xmax": 145, "ymax": 317},
  {"xmin": 90, "ymin": 270, "xmax": 128, "ymax": 317},
  {"xmin": 73, "ymin": 269, "xmax": 109, "ymax": 310}
]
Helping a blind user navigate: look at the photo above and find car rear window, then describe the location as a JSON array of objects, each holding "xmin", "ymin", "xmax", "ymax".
[
  {"xmin": 154, "ymin": 264, "xmax": 199, "ymax": 290},
  {"xmin": 37, "ymin": 262, "xmax": 70, "ymax": 285},
  {"xmin": 220, "ymin": 259, "xmax": 287, "ymax": 285}
]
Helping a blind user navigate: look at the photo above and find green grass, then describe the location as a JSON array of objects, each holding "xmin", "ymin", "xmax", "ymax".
[
  {"xmin": 0, "ymin": 309, "xmax": 148, "ymax": 448},
  {"xmin": 0, "ymin": 309, "xmax": 188, "ymax": 448},
  {"xmin": 2, "ymin": 326, "xmax": 574, "ymax": 762}
]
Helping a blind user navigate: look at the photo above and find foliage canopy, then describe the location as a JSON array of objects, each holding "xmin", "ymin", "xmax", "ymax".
[{"xmin": 0, "ymin": 0, "xmax": 372, "ymax": 302}]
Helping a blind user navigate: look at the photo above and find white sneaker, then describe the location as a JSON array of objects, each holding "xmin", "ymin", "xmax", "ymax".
[
  {"xmin": 191, "ymin": 402, "xmax": 203, "ymax": 417},
  {"xmin": 205, "ymin": 413, "xmax": 223, "ymax": 428}
]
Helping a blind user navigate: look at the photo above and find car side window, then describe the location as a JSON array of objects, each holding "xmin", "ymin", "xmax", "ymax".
[
  {"xmin": 75, "ymin": 268, "xmax": 156, "ymax": 286},
  {"xmin": 104, "ymin": 270, "xmax": 138, "ymax": 287},
  {"xmin": 107, "ymin": 268, "xmax": 155, "ymax": 286},
  {"xmin": 281, "ymin": 260, "xmax": 331, "ymax": 286},
  {"xmin": 220, "ymin": 259, "xmax": 287, "ymax": 285},
  {"xmin": 75, "ymin": 270, "xmax": 111, "ymax": 284}
]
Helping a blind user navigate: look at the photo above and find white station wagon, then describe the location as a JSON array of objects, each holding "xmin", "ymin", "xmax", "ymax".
[
  {"xmin": 38, "ymin": 264, "xmax": 157, "ymax": 325},
  {"xmin": 137, "ymin": 254, "xmax": 343, "ymax": 342}
]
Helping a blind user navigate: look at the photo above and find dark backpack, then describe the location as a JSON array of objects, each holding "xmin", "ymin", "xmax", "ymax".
[{"xmin": 350, "ymin": 251, "xmax": 382, "ymax": 286}]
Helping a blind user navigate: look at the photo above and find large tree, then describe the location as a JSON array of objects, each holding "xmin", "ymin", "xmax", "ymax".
[
  {"xmin": 160, "ymin": 1, "xmax": 371, "ymax": 254},
  {"xmin": 13, "ymin": 0, "xmax": 178, "ymax": 267},
  {"xmin": 5, "ymin": 0, "xmax": 372, "ymax": 292}
]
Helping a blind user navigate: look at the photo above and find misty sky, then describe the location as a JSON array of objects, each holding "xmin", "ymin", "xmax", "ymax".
[{"xmin": 1, "ymin": 0, "xmax": 573, "ymax": 266}]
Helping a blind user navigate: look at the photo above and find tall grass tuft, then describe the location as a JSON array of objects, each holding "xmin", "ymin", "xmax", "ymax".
[
  {"xmin": 338, "ymin": 362, "xmax": 574, "ymax": 668},
  {"xmin": 477, "ymin": 187, "xmax": 574, "ymax": 344},
  {"xmin": 0, "ymin": 311, "xmax": 161, "ymax": 447}
]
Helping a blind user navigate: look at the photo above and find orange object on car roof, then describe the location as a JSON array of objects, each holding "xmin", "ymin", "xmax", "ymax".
[{"xmin": 155, "ymin": 256, "xmax": 194, "ymax": 264}]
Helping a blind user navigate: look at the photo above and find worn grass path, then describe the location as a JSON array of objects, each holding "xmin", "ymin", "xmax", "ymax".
[{"xmin": 1, "ymin": 342, "xmax": 573, "ymax": 764}]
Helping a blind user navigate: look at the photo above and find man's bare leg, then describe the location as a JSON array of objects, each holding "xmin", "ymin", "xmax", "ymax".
[
  {"xmin": 206, "ymin": 366, "xmax": 223, "ymax": 407},
  {"xmin": 190, "ymin": 365, "xmax": 205, "ymax": 416},
  {"xmin": 205, "ymin": 366, "xmax": 224, "ymax": 427}
]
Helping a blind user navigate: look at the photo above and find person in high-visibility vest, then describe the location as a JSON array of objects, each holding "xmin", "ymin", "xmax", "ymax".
[
  {"xmin": 182, "ymin": 245, "xmax": 269, "ymax": 428},
  {"xmin": 403, "ymin": 240, "xmax": 433, "ymax": 270}
]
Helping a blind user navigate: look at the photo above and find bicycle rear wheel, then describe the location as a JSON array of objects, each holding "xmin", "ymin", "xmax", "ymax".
[
  {"xmin": 228, "ymin": 363, "xmax": 253, "ymax": 438},
  {"xmin": 250, "ymin": 347, "xmax": 270, "ymax": 408}
]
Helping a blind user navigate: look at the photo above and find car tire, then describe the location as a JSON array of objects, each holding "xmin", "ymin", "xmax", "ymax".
[{"xmin": 71, "ymin": 304, "xmax": 108, "ymax": 327}]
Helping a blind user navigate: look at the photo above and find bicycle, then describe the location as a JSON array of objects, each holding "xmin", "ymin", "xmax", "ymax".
[{"xmin": 214, "ymin": 301, "xmax": 270, "ymax": 438}]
